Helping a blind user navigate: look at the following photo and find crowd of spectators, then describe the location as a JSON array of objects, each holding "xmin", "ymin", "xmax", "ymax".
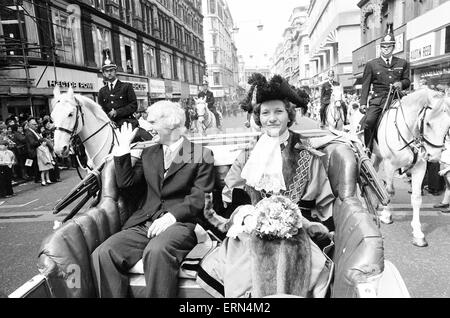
[{"xmin": 0, "ymin": 113, "xmax": 77, "ymax": 198}]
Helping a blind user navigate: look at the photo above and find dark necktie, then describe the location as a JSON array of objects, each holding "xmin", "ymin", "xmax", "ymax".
[{"xmin": 110, "ymin": 83, "xmax": 114, "ymax": 91}]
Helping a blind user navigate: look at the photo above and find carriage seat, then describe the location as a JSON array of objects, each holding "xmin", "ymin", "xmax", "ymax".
[{"xmin": 36, "ymin": 134, "xmax": 385, "ymax": 298}]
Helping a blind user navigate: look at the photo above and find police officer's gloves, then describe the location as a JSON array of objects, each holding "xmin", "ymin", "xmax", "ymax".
[
  {"xmin": 393, "ymin": 82, "xmax": 403, "ymax": 90},
  {"xmin": 359, "ymin": 105, "xmax": 368, "ymax": 114}
]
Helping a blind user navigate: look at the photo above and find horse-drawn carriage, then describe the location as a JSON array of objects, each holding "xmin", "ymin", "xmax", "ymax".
[{"xmin": 9, "ymin": 128, "xmax": 410, "ymax": 298}]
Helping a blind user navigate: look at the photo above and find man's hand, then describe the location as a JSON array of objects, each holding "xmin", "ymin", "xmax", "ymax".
[
  {"xmin": 108, "ymin": 109, "xmax": 117, "ymax": 119},
  {"xmin": 112, "ymin": 123, "xmax": 138, "ymax": 156},
  {"xmin": 147, "ymin": 213, "xmax": 176, "ymax": 238},
  {"xmin": 393, "ymin": 82, "xmax": 403, "ymax": 90}
]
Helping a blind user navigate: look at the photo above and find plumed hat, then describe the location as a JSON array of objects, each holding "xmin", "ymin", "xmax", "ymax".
[
  {"xmin": 101, "ymin": 49, "xmax": 117, "ymax": 71},
  {"xmin": 240, "ymin": 73, "xmax": 309, "ymax": 113},
  {"xmin": 380, "ymin": 26, "xmax": 396, "ymax": 46}
]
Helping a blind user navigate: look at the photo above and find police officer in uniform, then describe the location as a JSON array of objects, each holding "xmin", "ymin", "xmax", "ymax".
[
  {"xmin": 320, "ymin": 70, "xmax": 348, "ymax": 127},
  {"xmin": 98, "ymin": 51, "xmax": 139, "ymax": 129},
  {"xmin": 198, "ymin": 80, "xmax": 222, "ymax": 129},
  {"xmin": 360, "ymin": 29, "xmax": 411, "ymax": 152}
]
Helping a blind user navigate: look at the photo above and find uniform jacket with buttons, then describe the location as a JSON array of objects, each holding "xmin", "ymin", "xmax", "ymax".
[
  {"xmin": 320, "ymin": 80, "xmax": 340, "ymax": 107},
  {"xmin": 360, "ymin": 56, "xmax": 410, "ymax": 106},
  {"xmin": 98, "ymin": 80, "xmax": 138, "ymax": 127},
  {"xmin": 114, "ymin": 137, "xmax": 215, "ymax": 229}
]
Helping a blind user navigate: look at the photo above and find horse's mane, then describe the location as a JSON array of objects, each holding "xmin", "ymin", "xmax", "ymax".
[
  {"xmin": 402, "ymin": 88, "xmax": 441, "ymax": 110},
  {"xmin": 75, "ymin": 94, "xmax": 111, "ymax": 123}
]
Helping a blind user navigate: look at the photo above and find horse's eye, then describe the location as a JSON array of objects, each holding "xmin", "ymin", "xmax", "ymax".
[
  {"xmin": 426, "ymin": 122, "xmax": 431, "ymax": 127},
  {"xmin": 68, "ymin": 113, "xmax": 74, "ymax": 117}
]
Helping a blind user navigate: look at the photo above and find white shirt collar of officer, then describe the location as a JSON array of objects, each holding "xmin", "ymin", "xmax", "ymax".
[
  {"xmin": 108, "ymin": 79, "xmax": 118, "ymax": 90},
  {"xmin": 382, "ymin": 56, "xmax": 392, "ymax": 66}
]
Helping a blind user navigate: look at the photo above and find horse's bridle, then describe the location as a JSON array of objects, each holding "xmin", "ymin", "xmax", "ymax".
[
  {"xmin": 390, "ymin": 95, "xmax": 446, "ymax": 171},
  {"xmin": 54, "ymin": 97, "xmax": 116, "ymax": 173},
  {"xmin": 55, "ymin": 98, "xmax": 85, "ymax": 139}
]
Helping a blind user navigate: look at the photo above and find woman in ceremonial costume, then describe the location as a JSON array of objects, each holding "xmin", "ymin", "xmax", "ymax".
[{"xmin": 197, "ymin": 74, "xmax": 335, "ymax": 298}]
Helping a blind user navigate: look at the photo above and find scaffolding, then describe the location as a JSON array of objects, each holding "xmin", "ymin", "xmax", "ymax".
[{"xmin": 0, "ymin": 0, "xmax": 58, "ymax": 116}]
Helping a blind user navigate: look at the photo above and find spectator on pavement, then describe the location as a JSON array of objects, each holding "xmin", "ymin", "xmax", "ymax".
[
  {"xmin": 0, "ymin": 139, "xmax": 16, "ymax": 198},
  {"xmin": 37, "ymin": 138, "xmax": 54, "ymax": 186}
]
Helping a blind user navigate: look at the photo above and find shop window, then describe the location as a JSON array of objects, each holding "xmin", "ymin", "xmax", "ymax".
[{"xmin": 52, "ymin": 5, "xmax": 84, "ymax": 65}]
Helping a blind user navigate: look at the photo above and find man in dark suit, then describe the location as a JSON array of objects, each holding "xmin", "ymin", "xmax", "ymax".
[
  {"xmin": 198, "ymin": 80, "xmax": 222, "ymax": 129},
  {"xmin": 320, "ymin": 70, "xmax": 348, "ymax": 127},
  {"xmin": 91, "ymin": 101, "xmax": 215, "ymax": 298},
  {"xmin": 98, "ymin": 52, "xmax": 138, "ymax": 129},
  {"xmin": 24, "ymin": 118, "xmax": 41, "ymax": 182},
  {"xmin": 360, "ymin": 29, "xmax": 411, "ymax": 152}
]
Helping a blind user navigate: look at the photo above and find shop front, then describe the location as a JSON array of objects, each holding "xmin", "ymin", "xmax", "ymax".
[
  {"xmin": 189, "ymin": 84, "xmax": 199, "ymax": 97},
  {"xmin": 171, "ymin": 81, "xmax": 182, "ymax": 101},
  {"xmin": 149, "ymin": 79, "xmax": 166, "ymax": 103},
  {"xmin": 0, "ymin": 66, "xmax": 100, "ymax": 120},
  {"xmin": 407, "ymin": 24, "xmax": 450, "ymax": 90}
]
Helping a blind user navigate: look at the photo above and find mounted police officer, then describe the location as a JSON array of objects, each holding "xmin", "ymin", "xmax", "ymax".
[
  {"xmin": 320, "ymin": 70, "xmax": 348, "ymax": 127},
  {"xmin": 198, "ymin": 80, "xmax": 222, "ymax": 129},
  {"xmin": 98, "ymin": 50, "xmax": 138, "ymax": 129},
  {"xmin": 360, "ymin": 28, "xmax": 411, "ymax": 152}
]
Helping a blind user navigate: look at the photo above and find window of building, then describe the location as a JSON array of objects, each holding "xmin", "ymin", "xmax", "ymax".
[
  {"xmin": 186, "ymin": 60, "xmax": 193, "ymax": 83},
  {"xmin": 208, "ymin": 0, "xmax": 216, "ymax": 14},
  {"xmin": 176, "ymin": 56, "xmax": 185, "ymax": 81},
  {"xmin": 212, "ymin": 33, "xmax": 217, "ymax": 46},
  {"xmin": 0, "ymin": 1, "xmax": 40, "ymax": 57},
  {"xmin": 446, "ymin": 25, "xmax": 450, "ymax": 54},
  {"xmin": 120, "ymin": 35, "xmax": 137, "ymax": 74},
  {"xmin": 213, "ymin": 51, "xmax": 218, "ymax": 64},
  {"xmin": 213, "ymin": 72, "xmax": 221, "ymax": 86},
  {"xmin": 305, "ymin": 64, "xmax": 310, "ymax": 78},
  {"xmin": 143, "ymin": 44, "xmax": 157, "ymax": 77},
  {"xmin": 108, "ymin": 0, "xmax": 120, "ymax": 16},
  {"xmin": 92, "ymin": 25, "xmax": 113, "ymax": 68},
  {"xmin": 52, "ymin": 5, "xmax": 84, "ymax": 65},
  {"xmin": 160, "ymin": 51, "xmax": 173, "ymax": 79},
  {"xmin": 217, "ymin": 3, "xmax": 223, "ymax": 20},
  {"xmin": 304, "ymin": 45, "xmax": 309, "ymax": 55},
  {"xmin": 194, "ymin": 64, "xmax": 200, "ymax": 84}
]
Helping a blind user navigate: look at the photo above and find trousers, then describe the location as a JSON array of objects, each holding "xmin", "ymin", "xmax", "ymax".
[{"xmin": 91, "ymin": 221, "xmax": 197, "ymax": 298}]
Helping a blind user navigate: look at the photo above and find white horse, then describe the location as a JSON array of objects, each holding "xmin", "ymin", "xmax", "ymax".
[
  {"xmin": 325, "ymin": 85, "xmax": 346, "ymax": 131},
  {"xmin": 51, "ymin": 86, "xmax": 117, "ymax": 170},
  {"xmin": 372, "ymin": 88, "xmax": 450, "ymax": 247},
  {"xmin": 193, "ymin": 97, "xmax": 217, "ymax": 136}
]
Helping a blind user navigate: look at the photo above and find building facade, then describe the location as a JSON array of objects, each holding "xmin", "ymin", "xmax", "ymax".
[
  {"xmin": 0, "ymin": 0, "xmax": 206, "ymax": 120},
  {"xmin": 202, "ymin": 0, "xmax": 239, "ymax": 102},
  {"xmin": 270, "ymin": 6, "xmax": 309, "ymax": 87},
  {"xmin": 308, "ymin": 0, "xmax": 361, "ymax": 91},
  {"xmin": 352, "ymin": 0, "xmax": 450, "ymax": 92}
]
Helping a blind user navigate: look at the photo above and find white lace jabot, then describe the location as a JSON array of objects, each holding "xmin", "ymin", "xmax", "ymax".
[{"xmin": 241, "ymin": 130, "xmax": 290, "ymax": 194}]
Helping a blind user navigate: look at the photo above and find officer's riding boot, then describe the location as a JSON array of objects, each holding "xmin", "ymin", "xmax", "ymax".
[
  {"xmin": 319, "ymin": 107, "xmax": 326, "ymax": 127},
  {"xmin": 364, "ymin": 129, "xmax": 373, "ymax": 157}
]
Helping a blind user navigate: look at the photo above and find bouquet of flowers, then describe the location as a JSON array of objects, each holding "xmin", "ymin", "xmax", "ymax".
[{"xmin": 227, "ymin": 195, "xmax": 303, "ymax": 240}]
